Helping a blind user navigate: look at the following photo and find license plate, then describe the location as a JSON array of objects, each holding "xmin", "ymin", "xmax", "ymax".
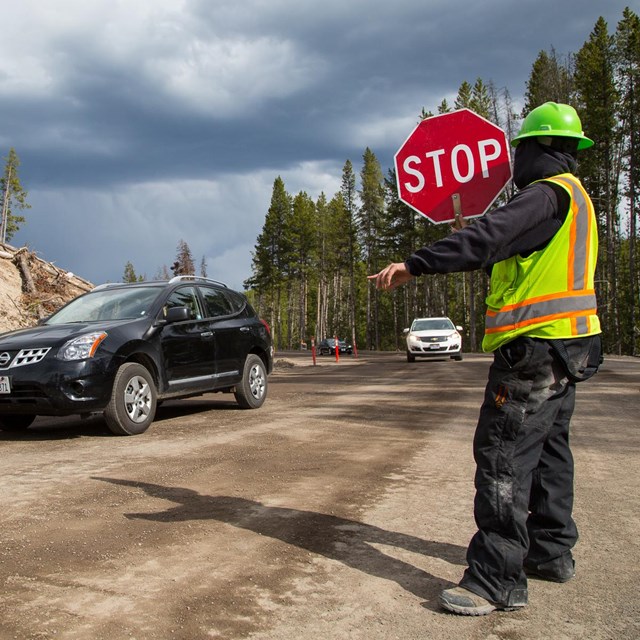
[
  {"xmin": 430, "ymin": 344, "xmax": 441, "ymax": 350},
  {"xmin": 0, "ymin": 376, "xmax": 10, "ymax": 394}
]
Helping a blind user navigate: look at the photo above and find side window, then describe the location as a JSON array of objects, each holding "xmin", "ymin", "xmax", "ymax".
[
  {"xmin": 200, "ymin": 287, "xmax": 233, "ymax": 318},
  {"xmin": 163, "ymin": 287, "xmax": 202, "ymax": 320},
  {"xmin": 225, "ymin": 290, "xmax": 248, "ymax": 314}
]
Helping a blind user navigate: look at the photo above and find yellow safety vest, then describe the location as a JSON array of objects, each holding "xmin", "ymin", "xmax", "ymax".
[{"xmin": 482, "ymin": 173, "xmax": 600, "ymax": 352}]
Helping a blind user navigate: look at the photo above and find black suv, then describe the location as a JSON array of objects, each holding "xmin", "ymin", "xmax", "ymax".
[{"xmin": 0, "ymin": 276, "xmax": 273, "ymax": 435}]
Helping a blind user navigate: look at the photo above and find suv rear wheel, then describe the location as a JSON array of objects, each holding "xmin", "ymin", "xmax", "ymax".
[
  {"xmin": 104, "ymin": 362, "xmax": 157, "ymax": 435},
  {"xmin": 234, "ymin": 354, "xmax": 267, "ymax": 409}
]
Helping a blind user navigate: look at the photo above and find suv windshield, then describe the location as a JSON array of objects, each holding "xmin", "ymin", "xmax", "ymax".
[
  {"xmin": 412, "ymin": 318, "xmax": 454, "ymax": 331},
  {"xmin": 47, "ymin": 287, "xmax": 164, "ymax": 324}
]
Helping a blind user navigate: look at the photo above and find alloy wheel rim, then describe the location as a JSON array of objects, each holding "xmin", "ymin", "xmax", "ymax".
[
  {"xmin": 249, "ymin": 364, "xmax": 265, "ymax": 399},
  {"xmin": 124, "ymin": 375, "xmax": 152, "ymax": 423}
]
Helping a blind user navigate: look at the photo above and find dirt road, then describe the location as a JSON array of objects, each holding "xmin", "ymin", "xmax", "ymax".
[{"xmin": 0, "ymin": 352, "xmax": 638, "ymax": 640}]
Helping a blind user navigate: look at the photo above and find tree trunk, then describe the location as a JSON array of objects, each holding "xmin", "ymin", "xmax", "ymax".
[{"xmin": 13, "ymin": 249, "xmax": 44, "ymax": 319}]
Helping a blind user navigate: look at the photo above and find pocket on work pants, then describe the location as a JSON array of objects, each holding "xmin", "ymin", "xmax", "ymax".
[{"xmin": 473, "ymin": 339, "xmax": 537, "ymax": 531}]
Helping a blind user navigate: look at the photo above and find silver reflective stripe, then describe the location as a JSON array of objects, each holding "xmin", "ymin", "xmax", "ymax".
[
  {"xmin": 485, "ymin": 291, "xmax": 597, "ymax": 330},
  {"xmin": 575, "ymin": 315, "xmax": 589, "ymax": 334},
  {"xmin": 549, "ymin": 175, "xmax": 590, "ymax": 290}
]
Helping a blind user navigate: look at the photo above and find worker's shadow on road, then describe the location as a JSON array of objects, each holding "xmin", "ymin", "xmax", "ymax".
[{"xmin": 93, "ymin": 477, "xmax": 466, "ymax": 611}]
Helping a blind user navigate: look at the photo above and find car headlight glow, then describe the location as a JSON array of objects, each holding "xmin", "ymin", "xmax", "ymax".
[{"xmin": 58, "ymin": 332, "xmax": 108, "ymax": 361}]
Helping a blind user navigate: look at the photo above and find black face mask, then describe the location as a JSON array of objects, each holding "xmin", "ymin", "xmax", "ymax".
[{"xmin": 513, "ymin": 139, "xmax": 578, "ymax": 189}]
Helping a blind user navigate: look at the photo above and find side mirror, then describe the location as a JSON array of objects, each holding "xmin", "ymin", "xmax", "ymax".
[
  {"xmin": 165, "ymin": 306, "xmax": 192, "ymax": 323},
  {"xmin": 402, "ymin": 328, "xmax": 410, "ymax": 335},
  {"xmin": 456, "ymin": 326, "xmax": 463, "ymax": 331}
]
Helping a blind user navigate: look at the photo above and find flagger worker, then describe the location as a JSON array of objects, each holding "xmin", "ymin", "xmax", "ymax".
[{"xmin": 369, "ymin": 102, "xmax": 602, "ymax": 616}]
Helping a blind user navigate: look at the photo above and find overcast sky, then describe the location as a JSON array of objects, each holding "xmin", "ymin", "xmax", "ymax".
[{"xmin": 1, "ymin": 0, "xmax": 633, "ymax": 290}]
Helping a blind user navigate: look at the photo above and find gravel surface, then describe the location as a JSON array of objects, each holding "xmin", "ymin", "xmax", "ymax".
[{"xmin": 0, "ymin": 351, "xmax": 638, "ymax": 640}]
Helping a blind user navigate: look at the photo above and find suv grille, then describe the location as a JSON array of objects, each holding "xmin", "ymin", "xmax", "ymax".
[{"xmin": 4, "ymin": 348, "xmax": 51, "ymax": 369}]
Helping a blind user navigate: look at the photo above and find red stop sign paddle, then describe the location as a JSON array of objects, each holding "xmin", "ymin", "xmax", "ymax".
[{"xmin": 394, "ymin": 109, "xmax": 512, "ymax": 224}]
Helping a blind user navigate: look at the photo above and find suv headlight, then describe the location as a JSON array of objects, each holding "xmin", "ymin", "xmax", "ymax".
[{"xmin": 58, "ymin": 332, "xmax": 108, "ymax": 361}]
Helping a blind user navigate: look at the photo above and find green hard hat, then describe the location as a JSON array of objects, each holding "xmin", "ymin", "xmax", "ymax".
[{"xmin": 511, "ymin": 101, "xmax": 594, "ymax": 150}]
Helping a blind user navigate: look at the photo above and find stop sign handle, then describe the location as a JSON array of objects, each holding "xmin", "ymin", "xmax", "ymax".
[{"xmin": 450, "ymin": 193, "xmax": 468, "ymax": 231}]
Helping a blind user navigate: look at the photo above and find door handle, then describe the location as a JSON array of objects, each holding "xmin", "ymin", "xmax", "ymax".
[
  {"xmin": 240, "ymin": 327, "xmax": 250, "ymax": 333},
  {"xmin": 201, "ymin": 331, "xmax": 213, "ymax": 338}
]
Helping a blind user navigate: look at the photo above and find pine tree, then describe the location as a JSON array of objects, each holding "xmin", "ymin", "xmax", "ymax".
[
  {"xmin": 575, "ymin": 17, "xmax": 620, "ymax": 352},
  {"xmin": 470, "ymin": 77, "xmax": 492, "ymax": 118},
  {"xmin": 419, "ymin": 108, "xmax": 434, "ymax": 121},
  {"xmin": 454, "ymin": 81, "xmax": 473, "ymax": 110},
  {"xmin": 330, "ymin": 192, "xmax": 354, "ymax": 340},
  {"xmin": 172, "ymin": 239, "xmax": 196, "ymax": 277},
  {"xmin": 122, "ymin": 261, "xmax": 144, "ymax": 282},
  {"xmin": 358, "ymin": 148, "xmax": 385, "ymax": 349},
  {"xmin": 614, "ymin": 7, "xmax": 640, "ymax": 354},
  {"xmin": 340, "ymin": 160, "xmax": 360, "ymax": 349},
  {"xmin": 245, "ymin": 177, "xmax": 292, "ymax": 347},
  {"xmin": 437, "ymin": 100, "xmax": 451, "ymax": 115},
  {"xmin": 200, "ymin": 256, "xmax": 208, "ymax": 278},
  {"xmin": 522, "ymin": 48, "xmax": 574, "ymax": 114},
  {"xmin": 287, "ymin": 191, "xmax": 317, "ymax": 348},
  {"xmin": 314, "ymin": 190, "xmax": 353, "ymax": 344},
  {"xmin": 315, "ymin": 192, "xmax": 331, "ymax": 341},
  {"xmin": 0, "ymin": 148, "xmax": 30, "ymax": 244}
]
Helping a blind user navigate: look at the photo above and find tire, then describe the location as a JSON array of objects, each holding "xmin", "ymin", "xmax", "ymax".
[
  {"xmin": 0, "ymin": 414, "xmax": 36, "ymax": 431},
  {"xmin": 234, "ymin": 354, "xmax": 268, "ymax": 409},
  {"xmin": 104, "ymin": 362, "xmax": 157, "ymax": 435},
  {"xmin": 452, "ymin": 353, "xmax": 463, "ymax": 361},
  {"xmin": 406, "ymin": 350, "xmax": 416, "ymax": 363}
]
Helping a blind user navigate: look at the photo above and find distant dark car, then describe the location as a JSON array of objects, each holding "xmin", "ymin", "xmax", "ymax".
[
  {"xmin": 317, "ymin": 338, "xmax": 353, "ymax": 355},
  {"xmin": 0, "ymin": 276, "xmax": 273, "ymax": 435}
]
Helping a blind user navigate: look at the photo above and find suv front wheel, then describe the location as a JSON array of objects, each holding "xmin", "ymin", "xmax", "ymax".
[
  {"xmin": 234, "ymin": 354, "xmax": 268, "ymax": 409},
  {"xmin": 104, "ymin": 362, "xmax": 157, "ymax": 435}
]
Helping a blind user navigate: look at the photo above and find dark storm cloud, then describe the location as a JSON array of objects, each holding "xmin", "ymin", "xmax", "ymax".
[
  {"xmin": 5, "ymin": 0, "xmax": 626, "ymax": 182},
  {"xmin": 0, "ymin": 0, "xmax": 631, "ymax": 287}
]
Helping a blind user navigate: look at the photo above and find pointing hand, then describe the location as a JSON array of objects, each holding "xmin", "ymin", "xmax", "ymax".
[{"xmin": 367, "ymin": 263, "xmax": 414, "ymax": 291}]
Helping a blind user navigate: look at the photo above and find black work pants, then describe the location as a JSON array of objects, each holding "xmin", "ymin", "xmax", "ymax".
[{"xmin": 459, "ymin": 336, "xmax": 578, "ymax": 607}]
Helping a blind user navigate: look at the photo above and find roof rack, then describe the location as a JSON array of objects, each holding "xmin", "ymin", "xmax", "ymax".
[
  {"xmin": 92, "ymin": 282, "xmax": 124, "ymax": 291},
  {"xmin": 92, "ymin": 276, "xmax": 229, "ymax": 291},
  {"xmin": 168, "ymin": 275, "xmax": 228, "ymax": 288},
  {"xmin": 92, "ymin": 280, "xmax": 171, "ymax": 291}
]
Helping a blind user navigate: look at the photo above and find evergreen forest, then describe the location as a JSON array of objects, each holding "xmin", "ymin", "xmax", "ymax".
[{"xmin": 244, "ymin": 9, "xmax": 640, "ymax": 356}]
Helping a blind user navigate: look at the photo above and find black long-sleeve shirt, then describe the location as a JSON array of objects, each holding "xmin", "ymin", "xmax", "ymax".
[{"xmin": 405, "ymin": 142, "xmax": 575, "ymax": 276}]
